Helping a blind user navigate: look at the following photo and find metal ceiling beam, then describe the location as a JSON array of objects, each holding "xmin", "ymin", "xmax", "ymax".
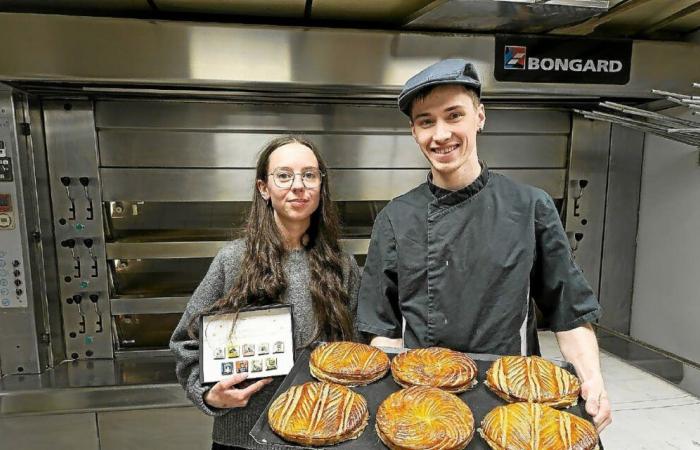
[
  {"xmin": 550, "ymin": 0, "xmax": 700, "ymax": 36},
  {"xmin": 310, "ymin": 0, "xmax": 435, "ymax": 22},
  {"xmin": 152, "ymin": 0, "xmax": 306, "ymax": 18},
  {"xmin": 405, "ymin": 0, "xmax": 609, "ymax": 33},
  {"xmin": 0, "ymin": 0, "xmax": 154, "ymax": 14},
  {"xmin": 639, "ymin": 2, "xmax": 700, "ymax": 36}
]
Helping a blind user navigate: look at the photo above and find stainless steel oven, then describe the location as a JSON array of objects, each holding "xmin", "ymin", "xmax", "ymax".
[{"xmin": 37, "ymin": 97, "xmax": 579, "ymax": 360}]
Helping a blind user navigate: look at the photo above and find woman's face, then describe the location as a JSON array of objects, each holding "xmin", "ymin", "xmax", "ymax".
[{"xmin": 257, "ymin": 142, "xmax": 322, "ymax": 228}]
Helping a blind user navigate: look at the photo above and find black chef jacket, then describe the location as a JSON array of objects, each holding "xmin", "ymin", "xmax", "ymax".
[{"xmin": 357, "ymin": 166, "xmax": 601, "ymax": 356}]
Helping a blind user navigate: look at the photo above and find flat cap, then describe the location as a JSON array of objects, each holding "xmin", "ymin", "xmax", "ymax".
[{"xmin": 398, "ymin": 58, "xmax": 481, "ymax": 117}]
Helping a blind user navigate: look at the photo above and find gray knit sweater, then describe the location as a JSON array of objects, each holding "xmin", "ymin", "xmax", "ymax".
[{"xmin": 169, "ymin": 239, "xmax": 361, "ymax": 448}]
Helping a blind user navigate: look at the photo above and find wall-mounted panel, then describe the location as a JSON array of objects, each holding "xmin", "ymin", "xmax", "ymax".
[{"xmin": 43, "ymin": 101, "xmax": 113, "ymax": 360}]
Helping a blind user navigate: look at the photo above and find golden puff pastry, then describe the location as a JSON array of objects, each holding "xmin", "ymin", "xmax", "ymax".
[
  {"xmin": 391, "ymin": 347, "xmax": 478, "ymax": 393},
  {"xmin": 479, "ymin": 402, "xmax": 599, "ymax": 450},
  {"xmin": 267, "ymin": 381, "xmax": 368, "ymax": 446},
  {"xmin": 376, "ymin": 385, "xmax": 475, "ymax": 450},
  {"xmin": 485, "ymin": 355, "xmax": 581, "ymax": 408},
  {"xmin": 309, "ymin": 341, "xmax": 390, "ymax": 386}
]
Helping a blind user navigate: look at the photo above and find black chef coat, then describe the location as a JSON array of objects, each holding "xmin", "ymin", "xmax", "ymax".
[{"xmin": 357, "ymin": 166, "xmax": 601, "ymax": 356}]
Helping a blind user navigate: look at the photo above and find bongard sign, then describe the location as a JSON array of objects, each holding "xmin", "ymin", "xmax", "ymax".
[{"xmin": 495, "ymin": 35, "xmax": 632, "ymax": 84}]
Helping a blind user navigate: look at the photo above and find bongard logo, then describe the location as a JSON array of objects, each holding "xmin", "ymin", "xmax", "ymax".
[
  {"xmin": 504, "ymin": 46, "xmax": 526, "ymax": 70},
  {"xmin": 527, "ymin": 57, "xmax": 623, "ymax": 73}
]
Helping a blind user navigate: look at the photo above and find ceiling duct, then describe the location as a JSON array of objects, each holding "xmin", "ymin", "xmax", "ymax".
[{"xmin": 404, "ymin": 0, "xmax": 610, "ymax": 34}]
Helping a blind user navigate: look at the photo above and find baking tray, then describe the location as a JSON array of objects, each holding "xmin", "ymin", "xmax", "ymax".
[{"xmin": 250, "ymin": 348, "xmax": 604, "ymax": 449}]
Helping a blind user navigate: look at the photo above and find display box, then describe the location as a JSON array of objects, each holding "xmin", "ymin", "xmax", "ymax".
[{"xmin": 200, "ymin": 304, "xmax": 295, "ymax": 384}]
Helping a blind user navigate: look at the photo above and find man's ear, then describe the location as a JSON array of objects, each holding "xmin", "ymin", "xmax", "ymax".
[
  {"xmin": 256, "ymin": 179, "xmax": 269, "ymax": 201},
  {"xmin": 410, "ymin": 120, "xmax": 417, "ymax": 140},
  {"xmin": 477, "ymin": 103, "xmax": 486, "ymax": 130}
]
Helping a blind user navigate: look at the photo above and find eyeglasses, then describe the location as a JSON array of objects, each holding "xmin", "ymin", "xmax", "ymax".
[{"xmin": 268, "ymin": 167, "xmax": 324, "ymax": 189}]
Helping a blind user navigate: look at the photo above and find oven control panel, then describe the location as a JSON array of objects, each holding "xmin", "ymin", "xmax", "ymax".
[{"xmin": 0, "ymin": 156, "xmax": 27, "ymax": 308}]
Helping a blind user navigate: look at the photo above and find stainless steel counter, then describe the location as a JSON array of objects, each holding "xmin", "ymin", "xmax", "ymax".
[{"xmin": 0, "ymin": 356, "xmax": 189, "ymax": 416}]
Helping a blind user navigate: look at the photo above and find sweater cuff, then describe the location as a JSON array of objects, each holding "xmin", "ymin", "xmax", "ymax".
[{"xmin": 192, "ymin": 383, "xmax": 230, "ymax": 417}]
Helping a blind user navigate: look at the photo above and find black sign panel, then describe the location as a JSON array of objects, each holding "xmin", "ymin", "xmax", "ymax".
[
  {"xmin": 0, "ymin": 157, "xmax": 13, "ymax": 182},
  {"xmin": 494, "ymin": 35, "xmax": 632, "ymax": 85}
]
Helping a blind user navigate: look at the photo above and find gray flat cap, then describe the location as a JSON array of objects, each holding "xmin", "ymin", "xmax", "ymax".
[{"xmin": 398, "ymin": 58, "xmax": 481, "ymax": 117}]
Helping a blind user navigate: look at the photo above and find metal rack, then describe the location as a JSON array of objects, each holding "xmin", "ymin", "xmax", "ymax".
[{"xmin": 575, "ymin": 83, "xmax": 700, "ymax": 149}]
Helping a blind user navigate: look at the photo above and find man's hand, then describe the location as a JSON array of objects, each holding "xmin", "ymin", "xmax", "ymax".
[
  {"xmin": 204, "ymin": 373, "xmax": 273, "ymax": 409},
  {"xmin": 555, "ymin": 324, "xmax": 612, "ymax": 433},
  {"xmin": 580, "ymin": 374, "xmax": 612, "ymax": 432}
]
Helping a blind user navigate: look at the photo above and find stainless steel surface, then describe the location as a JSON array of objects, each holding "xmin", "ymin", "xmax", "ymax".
[
  {"xmin": 554, "ymin": 0, "xmax": 700, "ymax": 38},
  {"xmin": 43, "ymin": 101, "xmax": 114, "ymax": 360},
  {"xmin": 0, "ymin": 413, "xmax": 100, "ymax": 449},
  {"xmin": 598, "ymin": 125, "xmax": 644, "ymax": 334},
  {"xmin": 105, "ymin": 239, "xmax": 371, "ymax": 259},
  {"xmin": 95, "ymin": 101, "xmax": 570, "ymax": 132},
  {"xmin": 98, "ymin": 407, "xmax": 212, "ymax": 450},
  {"xmin": 564, "ymin": 116, "xmax": 611, "ymax": 296},
  {"xmin": 101, "ymin": 167, "xmax": 567, "ymax": 201},
  {"xmin": 577, "ymin": 108, "xmax": 700, "ymax": 146},
  {"xmin": 0, "ymin": 355, "xmax": 189, "ymax": 415},
  {"xmin": 0, "ymin": 406, "xmax": 211, "ymax": 450},
  {"xmin": 110, "ymin": 296, "xmax": 190, "ymax": 315},
  {"xmin": 99, "ymin": 131, "xmax": 568, "ymax": 169},
  {"xmin": 0, "ymin": 384, "xmax": 189, "ymax": 415},
  {"xmin": 26, "ymin": 97, "xmax": 67, "ymax": 366},
  {"xmin": 0, "ymin": 93, "xmax": 30, "ymax": 310},
  {"xmin": 109, "ymin": 258, "xmax": 213, "ymax": 297},
  {"xmin": 107, "ymin": 241, "xmax": 233, "ymax": 259},
  {"xmin": 95, "ymin": 99, "xmax": 571, "ymax": 203},
  {"xmin": 15, "ymin": 94, "xmax": 55, "ymax": 372},
  {"xmin": 0, "ymin": 89, "xmax": 47, "ymax": 375},
  {"xmin": 1, "ymin": 14, "xmax": 700, "ymax": 98},
  {"xmin": 406, "ymin": 0, "xmax": 609, "ymax": 33}
]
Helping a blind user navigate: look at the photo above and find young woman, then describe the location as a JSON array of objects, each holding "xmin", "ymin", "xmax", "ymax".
[{"xmin": 170, "ymin": 136, "xmax": 360, "ymax": 449}]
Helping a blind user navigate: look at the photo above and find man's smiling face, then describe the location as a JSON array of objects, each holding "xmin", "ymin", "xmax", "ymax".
[{"xmin": 410, "ymin": 84, "xmax": 485, "ymax": 179}]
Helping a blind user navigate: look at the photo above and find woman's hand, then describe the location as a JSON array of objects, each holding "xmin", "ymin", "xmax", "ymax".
[{"xmin": 204, "ymin": 373, "xmax": 274, "ymax": 408}]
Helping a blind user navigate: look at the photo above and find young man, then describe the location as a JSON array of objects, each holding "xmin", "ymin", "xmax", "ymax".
[{"xmin": 357, "ymin": 59, "xmax": 611, "ymax": 431}]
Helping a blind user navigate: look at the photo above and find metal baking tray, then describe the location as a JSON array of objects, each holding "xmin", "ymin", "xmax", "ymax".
[{"xmin": 250, "ymin": 348, "xmax": 604, "ymax": 449}]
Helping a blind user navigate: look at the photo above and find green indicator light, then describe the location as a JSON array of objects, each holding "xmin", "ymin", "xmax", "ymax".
[
  {"xmin": 80, "ymin": 281, "xmax": 89, "ymax": 289},
  {"xmin": 75, "ymin": 223, "xmax": 85, "ymax": 231},
  {"xmin": 85, "ymin": 336, "xmax": 94, "ymax": 345}
]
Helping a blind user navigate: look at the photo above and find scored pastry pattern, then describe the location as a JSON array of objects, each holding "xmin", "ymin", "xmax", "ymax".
[
  {"xmin": 267, "ymin": 381, "xmax": 368, "ymax": 446},
  {"xmin": 376, "ymin": 385, "xmax": 475, "ymax": 450},
  {"xmin": 485, "ymin": 356, "xmax": 581, "ymax": 407},
  {"xmin": 310, "ymin": 342, "xmax": 390, "ymax": 385},
  {"xmin": 479, "ymin": 402, "xmax": 599, "ymax": 450}
]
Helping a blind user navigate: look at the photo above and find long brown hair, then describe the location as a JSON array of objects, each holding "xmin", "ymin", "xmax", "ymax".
[{"xmin": 189, "ymin": 136, "xmax": 354, "ymax": 345}]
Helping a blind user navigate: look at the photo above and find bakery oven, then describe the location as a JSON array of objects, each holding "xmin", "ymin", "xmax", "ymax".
[
  {"xmin": 35, "ymin": 97, "xmax": 580, "ymax": 362},
  {"xmin": 3, "ymin": 13, "xmax": 687, "ymax": 374}
]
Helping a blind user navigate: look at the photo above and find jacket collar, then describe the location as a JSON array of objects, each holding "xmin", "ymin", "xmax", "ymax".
[{"xmin": 427, "ymin": 161, "xmax": 490, "ymax": 207}]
